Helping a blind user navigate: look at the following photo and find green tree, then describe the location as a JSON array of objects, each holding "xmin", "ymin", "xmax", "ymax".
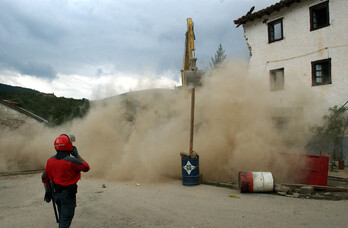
[
  {"xmin": 314, "ymin": 105, "xmax": 348, "ymax": 161},
  {"xmin": 210, "ymin": 43, "xmax": 226, "ymax": 69},
  {"xmin": 0, "ymin": 85, "xmax": 90, "ymax": 126}
]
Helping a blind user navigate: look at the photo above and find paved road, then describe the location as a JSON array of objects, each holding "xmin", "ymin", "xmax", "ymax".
[{"xmin": 0, "ymin": 173, "xmax": 347, "ymax": 228}]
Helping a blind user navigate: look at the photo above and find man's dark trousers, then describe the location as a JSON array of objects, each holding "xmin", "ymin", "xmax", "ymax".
[{"xmin": 54, "ymin": 187, "xmax": 77, "ymax": 228}]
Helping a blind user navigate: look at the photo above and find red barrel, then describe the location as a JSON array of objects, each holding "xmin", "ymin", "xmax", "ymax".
[{"xmin": 238, "ymin": 171, "xmax": 274, "ymax": 193}]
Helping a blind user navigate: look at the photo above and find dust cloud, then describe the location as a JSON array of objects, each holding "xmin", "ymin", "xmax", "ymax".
[{"xmin": 0, "ymin": 60, "xmax": 322, "ymax": 183}]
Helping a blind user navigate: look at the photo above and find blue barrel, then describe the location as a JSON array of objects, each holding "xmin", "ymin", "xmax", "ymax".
[{"xmin": 181, "ymin": 156, "xmax": 200, "ymax": 186}]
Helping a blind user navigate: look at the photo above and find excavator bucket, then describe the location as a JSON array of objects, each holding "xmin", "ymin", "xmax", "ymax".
[
  {"xmin": 184, "ymin": 70, "xmax": 203, "ymax": 87},
  {"xmin": 183, "ymin": 58, "xmax": 203, "ymax": 87}
]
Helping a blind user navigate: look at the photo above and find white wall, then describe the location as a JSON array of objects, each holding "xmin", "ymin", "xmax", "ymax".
[{"xmin": 243, "ymin": 0, "xmax": 348, "ymax": 127}]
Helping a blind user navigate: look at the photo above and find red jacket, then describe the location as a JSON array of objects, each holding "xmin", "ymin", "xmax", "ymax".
[{"xmin": 42, "ymin": 154, "xmax": 90, "ymax": 186}]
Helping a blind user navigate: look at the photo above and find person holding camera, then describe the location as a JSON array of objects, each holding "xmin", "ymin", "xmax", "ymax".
[{"xmin": 42, "ymin": 134, "xmax": 90, "ymax": 228}]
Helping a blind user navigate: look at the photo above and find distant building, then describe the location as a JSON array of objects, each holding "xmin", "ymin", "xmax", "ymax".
[
  {"xmin": 42, "ymin": 92, "xmax": 55, "ymax": 97},
  {"xmin": 0, "ymin": 100, "xmax": 48, "ymax": 130},
  {"xmin": 234, "ymin": 0, "xmax": 348, "ymax": 126}
]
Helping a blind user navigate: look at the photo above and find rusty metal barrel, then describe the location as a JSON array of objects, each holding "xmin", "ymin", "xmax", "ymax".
[{"xmin": 238, "ymin": 171, "xmax": 274, "ymax": 193}]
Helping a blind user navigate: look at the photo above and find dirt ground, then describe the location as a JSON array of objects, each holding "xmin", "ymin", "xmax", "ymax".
[{"xmin": 0, "ymin": 173, "xmax": 347, "ymax": 228}]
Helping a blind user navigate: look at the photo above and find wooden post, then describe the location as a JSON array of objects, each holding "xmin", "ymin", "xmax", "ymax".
[{"xmin": 189, "ymin": 88, "xmax": 195, "ymax": 156}]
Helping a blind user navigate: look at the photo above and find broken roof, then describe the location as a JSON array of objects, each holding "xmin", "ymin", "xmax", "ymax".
[{"xmin": 234, "ymin": 0, "xmax": 304, "ymax": 27}]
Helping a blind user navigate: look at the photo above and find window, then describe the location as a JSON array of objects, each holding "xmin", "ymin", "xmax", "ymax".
[
  {"xmin": 310, "ymin": 1, "xmax": 330, "ymax": 31},
  {"xmin": 312, "ymin": 59, "xmax": 331, "ymax": 86},
  {"xmin": 270, "ymin": 68, "xmax": 284, "ymax": 91},
  {"xmin": 272, "ymin": 116, "xmax": 289, "ymax": 131},
  {"xmin": 268, "ymin": 19, "xmax": 283, "ymax": 43}
]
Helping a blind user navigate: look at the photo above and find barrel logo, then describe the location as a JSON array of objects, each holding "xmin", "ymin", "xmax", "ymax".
[{"xmin": 183, "ymin": 161, "xmax": 196, "ymax": 175}]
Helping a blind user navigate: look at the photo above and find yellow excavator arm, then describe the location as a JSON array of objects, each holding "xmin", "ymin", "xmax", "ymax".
[
  {"xmin": 181, "ymin": 18, "xmax": 203, "ymax": 88},
  {"xmin": 182, "ymin": 18, "xmax": 195, "ymax": 80}
]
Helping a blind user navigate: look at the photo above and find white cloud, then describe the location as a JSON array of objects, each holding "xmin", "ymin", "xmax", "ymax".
[
  {"xmin": 90, "ymin": 71, "xmax": 180, "ymax": 100},
  {"xmin": 0, "ymin": 70, "xmax": 180, "ymax": 100},
  {"xmin": 0, "ymin": 71, "xmax": 54, "ymax": 93},
  {"xmin": 0, "ymin": 0, "xmax": 280, "ymax": 99}
]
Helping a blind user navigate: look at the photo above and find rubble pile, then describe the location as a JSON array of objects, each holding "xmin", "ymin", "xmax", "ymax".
[{"xmin": 274, "ymin": 183, "xmax": 348, "ymax": 200}]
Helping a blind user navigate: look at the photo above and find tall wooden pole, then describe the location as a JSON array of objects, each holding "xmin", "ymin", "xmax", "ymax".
[{"xmin": 189, "ymin": 88, "xmax": 195, "ymax": 156}]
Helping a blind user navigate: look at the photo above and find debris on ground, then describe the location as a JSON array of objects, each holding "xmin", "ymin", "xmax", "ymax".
[
  {"xmin": 274, "ymin": 182, "xmax": 348, "ymax": 200},
  {"xmin": 207, "ymin": 169, "xmax": 348, "ymax": 200},
  {"xmin": 299, "ymin": 186, "xmax": 315, "ymax": 195},
  {"xmin": 274, "ymin": 184, "xmax": 291, "ymax": 193},
  {"xmin": 277, "ymin": 191, "xmax": 287, "ymax": 196},
  {"xmin": 274, "ymin": 171, "xmax": 348, "ymax": 200},
  {"xmin": 229, "ymin": 194, "xmax": 240, "ymax": 198}
]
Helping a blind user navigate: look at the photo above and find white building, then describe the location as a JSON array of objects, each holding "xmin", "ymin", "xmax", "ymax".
[{"xmin": 234, "ymin": 0, "xmax": 348, "ymax": 127}]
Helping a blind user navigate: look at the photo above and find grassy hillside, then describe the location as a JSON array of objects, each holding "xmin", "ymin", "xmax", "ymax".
[
  {"xmin": 0, "ymin": 83, "xmax": 39, "ymax": 94},
  {"xmin": 0, "ymin": 83, "xmax": 89, "ymax": 126}
]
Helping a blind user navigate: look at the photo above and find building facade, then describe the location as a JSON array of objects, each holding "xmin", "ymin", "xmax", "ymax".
[{"xmin": 234, "ymin": 0, "xmax": 348, "ymax": 126}]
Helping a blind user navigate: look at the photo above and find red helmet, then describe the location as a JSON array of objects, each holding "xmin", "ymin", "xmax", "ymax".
[{"xmin": 54, "ymin": 134, "xmax": 73, "ymax": 151}]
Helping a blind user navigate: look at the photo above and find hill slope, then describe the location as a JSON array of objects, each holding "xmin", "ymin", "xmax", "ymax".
[
  {"xmin": 0, "ymin": 83, "xmax": 39, "ymax": 94},
  {"xmin": 0, "ymin": 83, "xmax": 89, "ymax": 126}
]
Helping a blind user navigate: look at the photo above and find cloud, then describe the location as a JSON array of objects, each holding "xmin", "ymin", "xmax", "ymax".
[
  {"xmin": 0, "ymin": 69, "xmax": 179, "ymax": 100},
  {"xmin": 90, "ymin": 71, "xmax": 180, "ymax": 100},
  {"xmin": 0, "ymin": 53, "xmax": 57, "ymax": 79},
  {"xmin": 0, "ymin": 0, "xmax": 280, "ymax": 97},
  {"xmin": 0, "ymin": 71, "xmax": 55, "ymax": 94},
  {"xmin": 18, "ymin": 61, "xmax": 57, "ymax": 79},
  {"xmin": 0, "ymin": 0, "xmax": 259, "ymax": 74}
]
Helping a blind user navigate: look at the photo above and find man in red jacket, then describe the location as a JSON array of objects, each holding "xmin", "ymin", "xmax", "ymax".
[{"xmin": 42, "ymin": 134, "xmax": 90, "ymax": 228}]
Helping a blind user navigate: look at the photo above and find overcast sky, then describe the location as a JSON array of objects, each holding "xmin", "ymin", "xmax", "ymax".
[{"xmin": 0, "ymin": 0, "xmax": 279, "ymax": 100}]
